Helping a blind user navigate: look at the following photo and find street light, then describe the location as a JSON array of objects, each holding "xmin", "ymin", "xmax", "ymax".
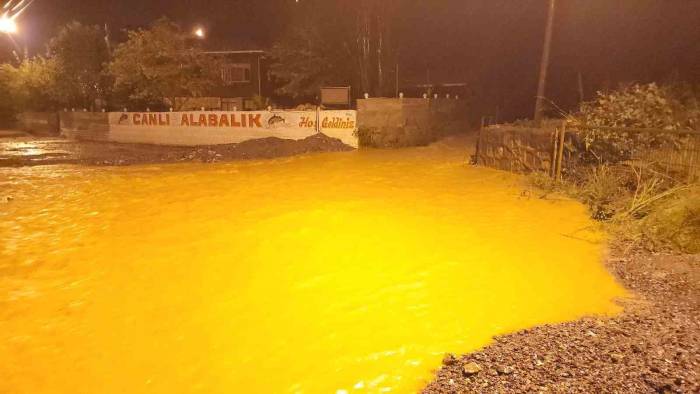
[
  {"xmin": 2, "ymin": 0, "xmax": 33, "ymax": 34},
  {"xmin": 194, "ymin": 27, "xmax": 205, "ymax": 39},
  {"xmin": 0, "ymin": 15, "xmax": 17, "ymax": 34}
]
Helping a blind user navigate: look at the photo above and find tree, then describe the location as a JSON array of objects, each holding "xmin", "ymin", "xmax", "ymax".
[
  {"xmin": 109, "ymin": 19, "xmax": 222, "ymax": 110},
  {"xmin": 270, "ymin": 23, "xmax": 353, "ymax": 99},
  {"xmin": 0, "ymin": 63, "xmax": 16, "ymax": 126},
  {"xmin": 355, "ymin": 0, "xmax": 400, "ymax": 97},
  {"xmin": 50, "ymin": 22, "xmax": 111, "ymax": 110},
  {"xmin": 0, "ymin": 56, "xmax": 59, "ymax": 116},
  {"xmin": 271, "ymin": 0, "xmax": 400, "ymax": 100}
]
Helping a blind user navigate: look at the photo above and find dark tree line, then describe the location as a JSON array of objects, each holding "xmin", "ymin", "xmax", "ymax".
[
  {"xmin": 271, "ymin": 0, "xmax": 401, "ymax": 100},
  {"xmin": 0, "ymin": 18, "xmax": 221, "ymax": 123},
  {"xmin": 2, "ymin": 1, "xmax": 408, "ymax": 119}
]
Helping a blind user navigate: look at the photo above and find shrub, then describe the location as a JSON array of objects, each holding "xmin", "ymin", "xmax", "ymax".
[
  {"xmin": 354, "ymin": 126, "xmax": 377, "ymax": 147},
  {"xmin": 626, "ymin": 186, "xmax": 700, "ymax": 253},
  {"xmin": 0, "ymin": 57, "xmax": 60, "ymax": 114},
  {"xmin": 574, "ymin": 165, "xmax": 630, "ymax": 220},
  {"xmin": 249, "ymin": 95, "xmax": 272, "ymax": 111},
  {"xmin": 571, "ymin": 83, "xmax": 698, "ymax": 165},
  {"xmin": 528, "ymin": 83, "xmax": 699, "ymax": 253}
]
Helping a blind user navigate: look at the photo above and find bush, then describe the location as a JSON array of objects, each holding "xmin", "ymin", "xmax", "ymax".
[
  {"xmin": 574, "ymin": 165, "xmax": 630, "ymax": 220},
  {"xmin": 0, "ymin": 57, "xmax": 60, "ymax": 114},
  {"xmin": 572, "ymin": 83, "xmax": 698, "ymax": 165},
  {"xmin": 0, "ymin": 67, "xmax": 16, "ymax": 126},
  {"xmin": 355, "ymin": 126, "xmax": 377, "ymax": 147},
  {"xmin": 249, "ymin": 95, "xmax": 271, "ymax": 111},
  {"xmin": 624, "ymin": 186, "xmax": 700, "ymax": 253},
  {"xmin": 527, "ymin": 83, "xmax": 699, "ymax": 253}
]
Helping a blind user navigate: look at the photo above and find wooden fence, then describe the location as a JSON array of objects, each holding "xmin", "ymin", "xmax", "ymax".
[
  {"xmin": 477, "ymin": 123, "xmax": 700, "ymax": 184},
  {"xmin": 560, "ymin": 125, "xmax": 700, "ymax": 184}
]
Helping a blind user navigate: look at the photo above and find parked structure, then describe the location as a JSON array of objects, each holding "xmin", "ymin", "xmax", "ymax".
[
  {"xmin": 176, "ymin": 50, "xmax": 270, "ymax": 111},
  {"xmin": 403, "ymin": 83, "xmax": 468, "ymax": 99}
]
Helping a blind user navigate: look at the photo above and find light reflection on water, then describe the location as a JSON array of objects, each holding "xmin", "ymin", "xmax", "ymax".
[{"xmin": 0, "ymin": 142, "xmax": 625, "ymax": 393}]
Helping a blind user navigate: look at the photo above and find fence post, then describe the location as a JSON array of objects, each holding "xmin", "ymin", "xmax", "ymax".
[
  {"xmin": 687, "ymin": 136, "xmax": 697, "ymax": 183},
  {"xmin": 474, "ymin": 117, "xmax": 485, "ymax": 165},
  {"xmin": 316, "ymin": 106, "xmax": 321, "ymax": 134},
  {"xmin": 555, "ymin": 124, "xmax": 566, "ymax": 181},
  {"xmin": 550, "ymin": 127, "xmax": 559, "ymax": 178}
]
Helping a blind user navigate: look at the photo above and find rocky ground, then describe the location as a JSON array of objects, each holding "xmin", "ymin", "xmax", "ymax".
[
  {"xmin": 423, "ymin": 252, "xmax": 699, "ymax": 393},
  {"xmin": 0, "ymin": 132, "xmax": 353, "ymax": 167}
]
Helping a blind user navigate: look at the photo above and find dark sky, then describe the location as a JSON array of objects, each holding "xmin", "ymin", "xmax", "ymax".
[
  {"xmin": 2, "ymin": 0, "xmax": 699, "ymax": 119},
  {"xmin": 9, "ymin": 0, "xmax": 291, "ymax": 50}
]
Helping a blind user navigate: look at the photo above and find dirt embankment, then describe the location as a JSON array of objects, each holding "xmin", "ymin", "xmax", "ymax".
[
  {"xmin": 423, "ymin": 252, "xmax": 699, "ymax": 393},
  {"xmin": 0, "ymin": 133, "xmax": 353, "ymax": 167}
]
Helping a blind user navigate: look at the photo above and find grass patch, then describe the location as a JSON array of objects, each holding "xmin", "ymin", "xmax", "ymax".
[{"xmin": 528, "ymin": 166, "xmax": 699, "ymax": 254}]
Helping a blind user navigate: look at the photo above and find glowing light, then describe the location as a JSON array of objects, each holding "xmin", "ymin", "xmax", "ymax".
[
  {"xmin": 1, "ymin": 0, "xmax": 34, "ymax": 35},
  {"xmin": 194, "ymin": 27, "xmax": 205, "ymax": 38},
  {"xmin": 0, "ymin": 15, "xmax": 17, "ymax": 34}
]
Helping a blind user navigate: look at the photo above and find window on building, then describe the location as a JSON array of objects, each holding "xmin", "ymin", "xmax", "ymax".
[{"xmin": 221, "ymin": 63, "xmax": 252, "ymax": 84}]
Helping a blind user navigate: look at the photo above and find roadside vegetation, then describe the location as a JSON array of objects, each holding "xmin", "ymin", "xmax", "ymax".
[
  {"xmin": 1, "ymin": 1, "xmax": 404, "ymax": 125},
  {"xmin": 432, "ymin": 83, "xmax": 699, "ymax": 394},
  {"xmin": 530, "ymin": 83, "xmax": 699, "ymax": 253},
  {"xmin": 271, "ymin": 1, "xmax": 400, "ymax": 101},
  {"xmin": 0, "ymin": 18, "xmax": 221, "ymax": 126}
]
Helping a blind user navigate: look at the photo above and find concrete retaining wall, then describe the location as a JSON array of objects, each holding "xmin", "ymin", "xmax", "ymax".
[
  {"xmin": 58, "ymin": 110, "xmax": 358, "ymax": 148},
  {"xmin": 476, "ymin": 126, "xmax": 557, "ymax": 173},
  {"xmin": 59, "ymin": 112, "xmax": 110, "ymax": 141},
  {"xmin": 17, "ymin": 112, "xmax": 60, "ymax": 136},
  {"xmin": 356, "ymin": 98, "xmax": 465, "ymax": 148}
]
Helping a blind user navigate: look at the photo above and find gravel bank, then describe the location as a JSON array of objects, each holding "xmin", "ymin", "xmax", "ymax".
[
  {"xmin": 0, "ymin": 133, "xmax": 353, "ymax": 167},
  {"xmin": 423, "ymin": 252, "xmax": 699, "ymax": 393}
]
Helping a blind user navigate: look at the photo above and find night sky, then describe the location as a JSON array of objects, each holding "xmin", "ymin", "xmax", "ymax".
[{"xmin": 2, "ymin": 0, "xmax": 699, "ymax": 120}]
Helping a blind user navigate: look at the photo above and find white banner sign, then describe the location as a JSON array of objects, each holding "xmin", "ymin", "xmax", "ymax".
[
  {"xmin": 318, "ymin": 110, "xmax": 357, "ymax": 146},
  {"xmin": 106, "ymin": 110, "xmax": 358, "ymax": 147}
]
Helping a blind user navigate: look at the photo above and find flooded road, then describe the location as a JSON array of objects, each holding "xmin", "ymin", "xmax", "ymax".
[{"xmin": 0, "ymin": 138, "xmax": 625, "ymax": 393}]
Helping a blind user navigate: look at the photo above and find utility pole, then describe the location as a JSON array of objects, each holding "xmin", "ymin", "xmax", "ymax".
[
  {"xmin": 104, "ymin": 24, "xmax": 112, "ymax": 56},
  {"xmin": 534, "ymin": 0, "xmax": 556, "ymax": 126},
  {"xmin": 395, "ymin": 63, "xmax": 399, "ymax": 97},
  {"xmin": 577, "ymin": 71, "xmax": 584, "ymax": 103}
]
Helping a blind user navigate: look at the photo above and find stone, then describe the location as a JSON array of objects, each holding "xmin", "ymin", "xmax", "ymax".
[
  {"xmin": 442, "ymin": 353, "xmax": 458, "ymax": 366},
  {"xmin": 497, "ymin": 366, "xmax": 514, "ymax": 375},
  {"xmin": 462, "ymin": 362, "xmax": 482, "ymax": 376}
]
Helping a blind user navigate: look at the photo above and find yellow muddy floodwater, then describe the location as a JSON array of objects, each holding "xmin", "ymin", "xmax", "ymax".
[{"xmin": 0, "ymin": 139, "xmax": 625, "ymax": 394}]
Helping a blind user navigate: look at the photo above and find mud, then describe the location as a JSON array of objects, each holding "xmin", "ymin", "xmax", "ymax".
[{"xmin": 0, "ymin": 132, "xmax": 353, "ymax": 167}]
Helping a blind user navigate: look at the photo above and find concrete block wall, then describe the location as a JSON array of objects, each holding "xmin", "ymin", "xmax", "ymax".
[
  {"xmin": 356, "ymin": 98, "xmax": 465, "ymax": 148},
  {"xmin": 477, "ymin": 126, "xmax": 556, "ymax": 174},
  {"xmin": 17, "ymin": 112, "xmax": 60, "ymax": 136},
  {"xmin": 55, "ymin": 111, "xmax": 359, "ymax": 148},
  {"xmin": 59, "ymin": 112, "xmax": 110, "ymax": 141}
]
